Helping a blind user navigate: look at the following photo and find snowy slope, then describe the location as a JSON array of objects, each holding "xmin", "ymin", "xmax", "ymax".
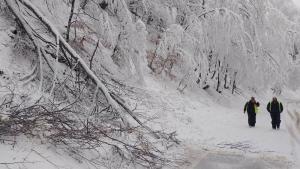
[{"xmin": 0, "ymin": 0, "xmax": 300, "ymax": 169}]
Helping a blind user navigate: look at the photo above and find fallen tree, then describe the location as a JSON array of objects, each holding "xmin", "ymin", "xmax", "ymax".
[
  {"xmin": 5, "ymin": 0, "xmax": 161, "ymax": 138},
  {"xmin": 1, "ymin": 0, "xmax": 181, "ymax": 168}
]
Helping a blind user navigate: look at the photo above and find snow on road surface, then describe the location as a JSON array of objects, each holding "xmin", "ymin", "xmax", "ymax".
[
  {"xmin": 139, "ymin": 76, "xmax": 299, "ymax": 169},
  {"xmin": 192, "ymin": 152, "xmax": 291, "ymax": 169}
]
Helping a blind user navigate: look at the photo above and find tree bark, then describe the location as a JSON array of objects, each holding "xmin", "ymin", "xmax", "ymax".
[{"xmin": 66, "ymin": 0, "xmax": 76, "ymax": 42}]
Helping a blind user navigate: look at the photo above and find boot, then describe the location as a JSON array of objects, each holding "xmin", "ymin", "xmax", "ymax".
[{"xmin": 272, "ymin": 123, "xmax": 276, "ymax": 130}]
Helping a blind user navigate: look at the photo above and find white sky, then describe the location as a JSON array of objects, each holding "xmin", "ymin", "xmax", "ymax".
[{"xmin": 293, "ymin": 0, "xmax": 300, "ymax": 8}]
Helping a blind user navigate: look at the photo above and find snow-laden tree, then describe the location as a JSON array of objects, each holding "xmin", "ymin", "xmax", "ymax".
[
  {"xmin": 66, "ymin": 0, "xmax": 300, "ymax": 94},
  {"xmin": 137, "ymin": 0, "xmax": 300, "ymax": 94},
  {"xmin": 95, "ymin": 0, "xmax": 148, "ymax": 84}
]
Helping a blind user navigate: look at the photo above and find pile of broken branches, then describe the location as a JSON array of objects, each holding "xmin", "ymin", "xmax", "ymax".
[
  {"xmin": 0, "ymin": 0, "xmax": 181, "ymax": 168},
  {"xmin": 0, "ymin": 92, "xmax": 176, "ymax": 168}
]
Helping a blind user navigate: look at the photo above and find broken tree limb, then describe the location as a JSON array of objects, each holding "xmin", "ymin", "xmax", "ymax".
[
  {"xmin": 60, "ymin": 44, "xmax": 72, "ymax": 67},
  {"xmin": 111, "ymin": 93, "xmax": 160, "ymax": 139},
  {"xmin": 18, "ymin": 0, "xmax": 121, "ymax": 110},
  {"xmin": 6, "ymin": 0, "xmax": 159, "ymax": 138},
  {"xmin": 6, "ymin": 0, "xmax": 123, "ymax": 115}
]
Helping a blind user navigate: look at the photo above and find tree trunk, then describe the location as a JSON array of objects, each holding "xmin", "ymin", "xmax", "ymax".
[{"xmin": 66, "ymin": 0, "xmax": 76, "ymax": 42}]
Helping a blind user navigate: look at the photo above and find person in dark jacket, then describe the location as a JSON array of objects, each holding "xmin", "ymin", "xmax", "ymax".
[
  {"xmin": 267, "ymin": 97, "xmax": 283, "ymax": 130},
  {"xmin": 244, "ymin": 97, "xmax": 260, "ymax": 127}
]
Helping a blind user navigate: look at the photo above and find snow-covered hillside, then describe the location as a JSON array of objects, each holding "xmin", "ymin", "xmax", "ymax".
[{"xmin": 0, "ymin": 0, "xmax": 300, "ymax": 169}]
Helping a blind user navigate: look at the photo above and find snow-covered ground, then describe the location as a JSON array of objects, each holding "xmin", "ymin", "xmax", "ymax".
[
  {"xmin": 1, "ymin": 0, "xmax": 300, "ymax": 168},
  {"xmin": 0, "ymin": 74, "xmax": 297, "ymax": 169},
  {"xmin": 134, "ymin": 75, "xmax": 300, "ymax": 169}
]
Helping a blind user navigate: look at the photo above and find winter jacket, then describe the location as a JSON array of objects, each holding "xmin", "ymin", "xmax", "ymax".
[
  {"xmin": 244, "ymin": 101, "xmax": 258, "ymax": 114},
  {"xmin": 267, "ymin": 101, "xmax": 283, "ymax": 114}
]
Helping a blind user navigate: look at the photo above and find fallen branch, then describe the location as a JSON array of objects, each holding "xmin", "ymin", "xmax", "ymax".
[
  {"xmin": 9, "ymin": 0, "xmax": 159, "ymax": 136},
  {"xmin": 17, "ymin": 0, "xmax": 124, "ymax": 115},
  {"xmin": 32, "ymin": 149, "xmax": 61, "ymax": 169},
  {"xmin": 111, "ymin": 93, "xmax": 160, "ymax": 139},
  {"xmin": 0, "ymin": 161, "xmax": 39, "ymax": 165},
  {"xmin": 2, "ymin": 2, "xmax": 182, "ymax": 167},
  {"xmin": 0, "ymin": 94, "xmax": 172, "ymax": 168},
  {"xmin": 90, "ymin": 39, "xmax": 99, "ymax": 70}
]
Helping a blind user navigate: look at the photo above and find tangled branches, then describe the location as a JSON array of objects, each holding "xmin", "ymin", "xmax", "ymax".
[
  {"xmin": 0, "ymin": 0, "xmax": 182, "ymax": 168},
  {"xmin": 0, "ymin": 87, "xmax": 180, "ymax": 168}
]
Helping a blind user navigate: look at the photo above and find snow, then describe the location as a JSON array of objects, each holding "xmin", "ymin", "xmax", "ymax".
[
  {"xmin": 192, "ymin": 152, "xmax": 291, "ymax": 169},
  {"xmin": 138, "ymin": 75, "xmax": 299, "ymax": 168},
  {"xmin": 0, "ymin": 137, "xmax": 87, "ymax": 169},
  {"xmin": 0, "ymin": 67, "xmax": 297, "ymax": 169},
  {"xmin": 293, "ymin": 0, "xmax": 300, "ymax": 7},
  {"xmin": 1, "ymin": 0, "xmax": 300, "ymax": 168},
  {"xmin": 0, "ymin": 17, "xmax": 13, "ymax": 74}
]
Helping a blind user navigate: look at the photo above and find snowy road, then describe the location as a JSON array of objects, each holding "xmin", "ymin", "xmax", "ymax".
[
  {"xmin": 142, "ymin": 77, "xmax": 300, "ymax": 169},
  {"xmin": 192, "ymin": 152, "xmax": 291, "ymax": 169}
]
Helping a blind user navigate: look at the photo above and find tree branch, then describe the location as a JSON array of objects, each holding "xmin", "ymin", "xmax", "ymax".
[{"xmin": 66, "ymin": 0, "xmax": 76, "ymax": 42}]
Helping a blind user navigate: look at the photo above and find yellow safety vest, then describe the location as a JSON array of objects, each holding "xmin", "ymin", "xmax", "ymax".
[
  {"xmin": 269, "ymin": 101, "xmax": 282, "ymax": 112},
  {"xmin": 254, "ymin": 105, "xmax": 259, "ymax": 114}
]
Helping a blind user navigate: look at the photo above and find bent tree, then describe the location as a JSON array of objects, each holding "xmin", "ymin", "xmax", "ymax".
[{"xmin": 1, "ymin": 0, "xmax": 181, "ymax": 168}]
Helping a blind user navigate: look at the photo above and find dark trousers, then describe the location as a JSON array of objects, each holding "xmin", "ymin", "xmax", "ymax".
[
  {"xmin": 247, "ymin": 112, "xmax": 256, "ymax": 127},
  {"xmin": 270, "ymin": 113, "xmax": 281, "ymax": 129}
]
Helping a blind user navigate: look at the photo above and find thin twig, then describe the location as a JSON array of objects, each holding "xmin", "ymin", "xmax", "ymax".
[{"xmin": 90, "ymin": 39, "xmax": 99, "ymax": 70}]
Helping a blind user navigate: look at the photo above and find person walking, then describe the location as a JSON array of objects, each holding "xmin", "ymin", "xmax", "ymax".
[
  {"xmin": 267, "ymin": 97, "xmax": 283, "ymax": 130},
  {"xmin": 244, "ymin": 97, "xmax": 260, "ymax": 127}
]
